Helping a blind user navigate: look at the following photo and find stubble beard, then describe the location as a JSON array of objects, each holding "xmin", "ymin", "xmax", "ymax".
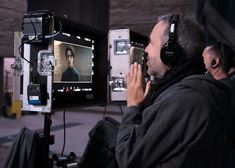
[{"xmin": 147, "ymin": 58, "xmax": 165, "ymax": 79}]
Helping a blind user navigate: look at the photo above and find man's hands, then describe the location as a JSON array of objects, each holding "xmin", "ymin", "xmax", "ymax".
[{"xmin": 126, "ymin": 62, "xmax": 151, "ymax": 107}]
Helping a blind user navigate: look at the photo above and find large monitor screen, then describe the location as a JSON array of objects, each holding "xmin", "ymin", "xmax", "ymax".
[
  {"xmin": 51, "ymin": 29, "xmax": 108, "ymax": 107},
  {"xmin": 53, "ymin": 40, "xmax": 93, "ymax": 83}
]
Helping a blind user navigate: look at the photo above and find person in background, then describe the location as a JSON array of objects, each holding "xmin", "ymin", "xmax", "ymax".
[
  {"xmin": 202, "ymin": 41, "xmax": 234, "ymax": 80},
  {"xmin": 228, "ymin": 54, "xmax": 235, "ymax": 165},
  {"xmin": 228, "ymin": 58, "xmax": 235, "ymax": 80},
  {"xmin": 115, "ymin": 14, "xmax": 232, "ymax": 168},
  {"xmin": 202, "ymin": 41, "xmax": 235, "ymax": 167},
  {"xmin": 61, "ymin": 46, "xmax": 80, "ymax": 81}
]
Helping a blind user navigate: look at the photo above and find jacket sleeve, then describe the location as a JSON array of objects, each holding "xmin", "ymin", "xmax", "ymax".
[{"xmin": 115, "ymin": 89, "xmax": 212, "ymax": 168}]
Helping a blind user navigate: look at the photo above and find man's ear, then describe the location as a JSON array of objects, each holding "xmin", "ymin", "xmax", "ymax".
[{"xmin": 210, "ymin": 58, "xmax": 220, "ymax": 68}]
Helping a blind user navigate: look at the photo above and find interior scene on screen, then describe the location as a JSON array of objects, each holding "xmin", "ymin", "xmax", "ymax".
[
  {"xmin": 53, "ymin": 40, "xmax": 93, "ymax": 83},
  {"xmin": 114, "ymin": 40, "xmax": 128, "ymax": 55}
]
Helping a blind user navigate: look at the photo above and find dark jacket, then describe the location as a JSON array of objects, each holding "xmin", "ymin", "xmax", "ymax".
[
  {"xmin": 61, "ymin": 67, "xmax": 80, "ymax": 81},
  {"xmin": 229, "ymin": 71, "xmax": 235, "ymax": 132},
  {"xmin": 220, "ymin": 75, "xmax": 235, "ymax": 168},
  {"xmin": 2, "ymin": 127, "xmax": 49, "ymax": 168},
  {"xmin": 116, "ymin": 75, "xmax": 231, "ymax": 168}
]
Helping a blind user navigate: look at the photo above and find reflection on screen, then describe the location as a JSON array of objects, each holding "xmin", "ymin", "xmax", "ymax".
[{"xmin": 53, "ymin": 40, "xmax": 93, "ymax": 83}]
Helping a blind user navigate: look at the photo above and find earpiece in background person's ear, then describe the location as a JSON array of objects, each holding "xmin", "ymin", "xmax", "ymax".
[{"xmin": 210, "ymin": 59, "xmax": 217, "ymax": 68}]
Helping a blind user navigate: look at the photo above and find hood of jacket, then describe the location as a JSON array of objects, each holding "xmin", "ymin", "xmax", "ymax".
[{"xmin": 180, "ymin": 74, "xmax": 232, "ymax": 132}]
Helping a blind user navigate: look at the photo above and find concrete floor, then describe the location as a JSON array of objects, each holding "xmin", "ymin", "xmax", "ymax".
[{"xmin": 0, "ymin": 104, "xmax": 123, "ymax": 167}]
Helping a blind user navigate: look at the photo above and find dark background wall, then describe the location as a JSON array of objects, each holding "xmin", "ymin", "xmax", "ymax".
[
  {"xmin": 109, "ymin": 0, "xmax": 197, "ymax": 36},
  {"xmin": 0, "ymin": 0, "xmax": 27, "ymax": 58},
  {"xmin": 27, "ymin": 0, "xmax": 109, "ymax": 33}
]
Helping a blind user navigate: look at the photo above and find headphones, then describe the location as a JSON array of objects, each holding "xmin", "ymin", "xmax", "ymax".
[{"xmin": 160, "ymin": 14, "xmax": 181, "ymax": 66}]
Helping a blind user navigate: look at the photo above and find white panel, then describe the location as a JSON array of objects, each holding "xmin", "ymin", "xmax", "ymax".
[
  {"xmin": 13, "ymin": 32, "xmax": 22, "ymax": 100},
  {"xmin": 109, "ymin": 29, "xmax": 130, "ymax": 101},
  {"xmin": 22, "ymin": 44, "xmax": 31, "ymax": 111},
  {"xmin": 21, "ymin": 45, "xmax": 53, "ymax": 113}
]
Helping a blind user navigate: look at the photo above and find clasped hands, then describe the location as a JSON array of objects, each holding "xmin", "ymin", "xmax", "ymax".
[{"xmin": 126, "ymin": 62, "xmax": 151, "ymax": 107}]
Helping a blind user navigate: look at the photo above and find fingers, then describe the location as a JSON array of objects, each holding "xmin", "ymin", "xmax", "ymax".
[
  {"xmin": 144, "ymin": 80, "xmax": 151, "ymax": 97},
  {"xmin": 129, "ymin": 62, "xmax": 139, "ymax": 82},
  {"xmin": 137, "ymin": 64, "xmax": 142, "ymax": 84},
  {"xmin": 126, "ymin": 62, "xmax": 146, "ymax": 106},
  {"xmin": 127, "ymin": 62, "xmax": 144, "ymax": 88},
  {"xmin": 129, "ymin": 63, "xmax": 134, "ymax": 81},
  {"xmin": 132, "ymin": 62, "xmax": 138, "ymax": 82},
  {"xmin": 125, "ymin": 72, "xmax": 130, "ymax": 85}
]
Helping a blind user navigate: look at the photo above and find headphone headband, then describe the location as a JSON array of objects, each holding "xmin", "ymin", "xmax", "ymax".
[{"xmin": 168, "ymin": 15, "xmax": 179, "ymax": 45}]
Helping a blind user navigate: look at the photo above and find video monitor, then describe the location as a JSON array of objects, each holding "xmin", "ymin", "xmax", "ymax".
[
  {"xmin": 130, "ymin": 46, "xmax": 145, "ymax": 64},
  {"xmin": 53, "ymin": 40, "xmax": 93, "ymax": 83},
  {"xmin": 52, "ymin": 32, "xmax": 96, "ymax": 107},
  {"xmin": 130, "ymin": 45, "xmax": 148, "ymax": 78},
  {"xmin": 114, "ymin": 39, "xmax": 128, "ymax": 55}
]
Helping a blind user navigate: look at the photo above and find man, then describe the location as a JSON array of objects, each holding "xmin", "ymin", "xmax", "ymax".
[
  {"xmin": 202, "ymin": 41, "xmax": 233, "ymax": 80},
  {"xmin": 228, "ymin": 57, "xmax": 235, "ymax": 163},
  {"xmin": 228, "ymin": 59, "xmax": 235, "ymax": 81},
  {"xmin": 61, "ymin": 46, "xmax": 80, "ymax": 81},
  {"xmin": 115, "ymin": 14, "xmax": 231, "ymax": 168},
  {"xmin": 202, "ymin": 41, "xmax": 235, "ymax": 167}
]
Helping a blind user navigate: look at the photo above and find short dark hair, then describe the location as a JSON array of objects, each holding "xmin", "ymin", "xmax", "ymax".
[
  {"xmin": 208, "ymin": 41, "xmax": 234, "ymax": 73},
  {"xmin": 158, "ymin": 14, "xmax": 205, "ymax": 62},
  {"xmin": 65, "ymin": 46, "xmax": 75, "ymax": 57}
]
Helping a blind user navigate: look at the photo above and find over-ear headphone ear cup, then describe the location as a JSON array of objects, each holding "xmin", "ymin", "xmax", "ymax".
[
  {"xmin": 160, "ymin": 43, "xmax": 181, "ymax": 66},
  {"xmin": 160, "ymin": 14, "xmax": 181, "ymax": 66}
]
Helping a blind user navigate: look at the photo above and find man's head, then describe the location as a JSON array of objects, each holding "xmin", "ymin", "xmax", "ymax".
[
  {"xmin": 203, "ymin": 41, "xmax": 234, "ymax": 79},
  {"xmin": 145, "ymin": 14, "xmax": 205, "ymax": 78},
  {"xmin": 65, "ymin": 46, "xmax": 75, "ymax": 68}
]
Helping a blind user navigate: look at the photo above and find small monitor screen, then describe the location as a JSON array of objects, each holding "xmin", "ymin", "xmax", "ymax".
[
  {"xmin": 53, "ymin": 40, "xmax": 93, "ymax": 83},
  {"xmin": 130, "ymin": 46, "xmax": 144, "ymax": 64},
  {"xmin": 114, "ymin": 39, "xmax": 128, "ymax": 55}
]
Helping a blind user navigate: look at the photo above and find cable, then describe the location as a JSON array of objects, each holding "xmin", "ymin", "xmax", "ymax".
[
  {"xmin": 102, "ymin": 104, "xmax": 107, "ymax": 119},
  {"xmin": 18, "ymin": 41, "xmax": 35, "ymax": 83},
  {"xmin": 29, "ymin": 12, "xmax": 37, "ymax": 42},
  {"xmin": 18, "ymin": 42, "xmax": 32, "ymax": 65},
  {"xmin": 61, "ymin": 110, "xmax": 66, "ymax": 157},
  {"xmin": 18, "ymin": 11, "xmax": 36, "ymax": 66},
  {"xmin": 18, "ymin": 11, "xmax": 38, "ymax": 78},
  {"xmin": 45, "ymin": 19, "xmax": 62, "ymax": 39},
  {"xmin": 118, "ymin": 103, "xmax": 124, "ymax": 114}
]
